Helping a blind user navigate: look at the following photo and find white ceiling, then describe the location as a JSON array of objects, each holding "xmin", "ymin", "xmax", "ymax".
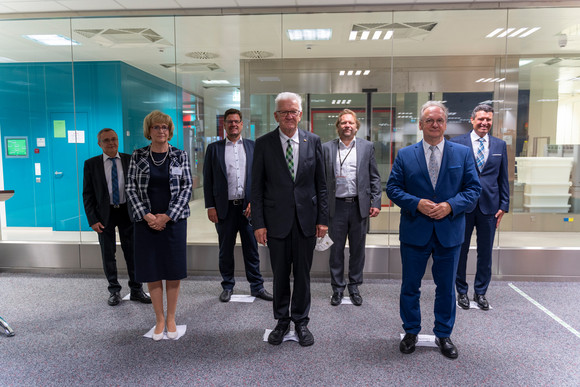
[
  {"xmin": 0, "ymin": 0, "xmax": 566, "ymax": 15},
  {"xmin": 0, "ymin": 1, "xmax": 579, "ymax": 109}
]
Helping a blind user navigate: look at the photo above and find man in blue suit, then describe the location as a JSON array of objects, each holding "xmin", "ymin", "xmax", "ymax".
[
  {"xmin": 203, "ymin": 109, "xmax": 273, "ymax": 303},
  {"xmin": 386, "ymin": 101, "xmax": 481, "ymax": 359},
  {"xmin": 451, "ymin": 104, "xmax": 509, "ymax": 310}
]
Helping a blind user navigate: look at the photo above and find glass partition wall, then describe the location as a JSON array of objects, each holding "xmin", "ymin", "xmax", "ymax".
[{"xmin": 1, "ymin": 7, "xmax": 580, "ymax": 249}]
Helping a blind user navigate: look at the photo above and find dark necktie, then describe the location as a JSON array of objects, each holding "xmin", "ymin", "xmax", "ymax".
[
  {"xmin": 428, "ymin": 145, "xmax": 439, "ymax": 189},
  {"xmin": 109, "ymin": 157, "xmax": 120, "ymax": 205},
  {"xmin": 286, "ymin": 139, "xmax": 294, "ymax": 180}
]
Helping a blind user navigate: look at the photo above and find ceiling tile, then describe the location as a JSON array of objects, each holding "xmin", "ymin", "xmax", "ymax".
[
  {"xmin": 1, "ymin": 1, "xmax": 69, "ymax": 12},
  {"xmin": 115, "ymin": 0, "xmax": 181, "ymax": 10},
  {"xmin": 58, "ymin": 0, "xmax": 124, "ymax": 11}
]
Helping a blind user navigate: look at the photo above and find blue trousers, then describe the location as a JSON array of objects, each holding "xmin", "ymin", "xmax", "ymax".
[
  {"xmin": 456, "ymin": 205, "xmax": 496, "ymax": 295},
  {"xmin": 400, "ymin": 234, "xmax": 460, "ymax": 338}
]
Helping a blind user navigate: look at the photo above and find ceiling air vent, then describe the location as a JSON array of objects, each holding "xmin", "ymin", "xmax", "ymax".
[
  {"xmin": 186, "ymin": 51, "xmax": 219, "ymax": 60},
  {"xmin": 241, "ymin": 50, "xmax": 274, "ymax": 59},
  {"xmin": 74, "ymin": 28, "xmax": 173, "ymax": 47},
  {"xmin": 350, "ymin": 22, "xmax": 437, "ymax": 40},
  {"xmin": 160, "ymin": 63, "xmax": 223, "ymax": 73}
]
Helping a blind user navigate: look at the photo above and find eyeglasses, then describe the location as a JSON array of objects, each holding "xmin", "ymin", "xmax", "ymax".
[
  {"xmin": 276, "ymin": 110, "xmax": 301, "ymax": 117},
  {"xmin": 151, "ymin": 125, "xmax": 169, "ymax": 131},
  {"xmin": 423, "ymin": 118, "xmax": 445, "ymax": 126},
  {"xmin": 225, "ymin": 120, "xmax": 241, "ymax": 125}
]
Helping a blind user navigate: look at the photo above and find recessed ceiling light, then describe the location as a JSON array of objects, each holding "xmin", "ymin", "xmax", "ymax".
[
  {"xmin": 519, "ymin": 59, "xmax": 533, "ymax": 66},
  {"xmin": 360, "ymin": 31, "xmax": 370, "ymax": 40},
  {"xmin": 486, "ymin": 28, "xmax": 504, "ymax": 38},
  {"xmin": 498, "ymin": 28, "xmax": 515, "ymax": 38},
  {"xmin": 24, "ymin": 34, "xmax": 80, "ymax": 46},
  {"xmin": 355, "ymin": 70, "xmax": 362, "ymax": 76},
  {"xmin": 372, "ymin": 31, "xmax": 382, "ymax": 40},
  {"xmin": 287, "ymin": 29, "xmax": 332, "ymax": 41},
  {"xmin": 509, "ymin": 28, "xmax": 528, "ymax": 38},
  {"xmin": 519, "ymin": 27, "xmax": 541, "ymax": 38},
  {"xmin": 363, "ymin": 70, "xmax": 370, "ymax": 75},
  {"xmin": 349, "ymin": 31, "xmax": 358, "ymax": 41},
  {"xmin": 202, "ymin": 80, "xmax": 230, "ymax": 85},
  {"xmin": 339, "ymin": 71, "xmax": 345, "ymax": 76},
  {"xmin": 383, "ymin": 30, "xmax": 393, "ymax": 40},
  {"xmin": 347, "ymin": 70, "xmax": 354, "ymax": 76}
]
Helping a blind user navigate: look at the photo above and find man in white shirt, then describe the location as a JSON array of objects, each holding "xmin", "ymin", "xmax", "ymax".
[
  {"xmin": 322, "ymin": 109, "xmax": 381, "ymax": 306},
  {"xmin": 203, "ymin": 109, "xmax": 272, "ymax": 303}
]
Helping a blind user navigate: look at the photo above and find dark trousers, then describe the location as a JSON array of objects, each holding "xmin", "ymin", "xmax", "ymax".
[
  {"xmin": 267, "ymin": 214, "xmax": 316, "ymax": 326},
  {"xmin": 98, "ymin": 204, "xmax": 141, "ymax": 294},
  {"xmin": 215, "ymin": 201, "xmax": 264, "ymax": 293},
  {"xmin": 456, "ymin": 205, "xmax": 496, "ymax": 296},
  {"xmin": 400, "ymin": 234, "xmax": 460, "ymax": 338},
  {"xmin": 329, "ymin": 198, "xmax": 368, "ymax": 293}
]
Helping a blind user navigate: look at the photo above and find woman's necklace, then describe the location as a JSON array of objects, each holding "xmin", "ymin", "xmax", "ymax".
[{"xmin": 150, "ymin": 146, "xmax": 169, "ymax": 166}]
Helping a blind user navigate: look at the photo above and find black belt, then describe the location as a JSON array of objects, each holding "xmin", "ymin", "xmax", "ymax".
[
  {"xmin": 110, "ymin": 203, "xmax": 127, "ymax": 209},
  {"xmin": 230, "ymin": 199, "xmax": 244, "ymax": 206},
  {"xmin": 336, "ymin": 196, "xmax": 357, "ymax": 203}
]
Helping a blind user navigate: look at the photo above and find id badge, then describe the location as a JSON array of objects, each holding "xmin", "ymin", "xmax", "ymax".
[{"xmin": 171, "ymin": 166, "xmax": 182, "ymax": 175}]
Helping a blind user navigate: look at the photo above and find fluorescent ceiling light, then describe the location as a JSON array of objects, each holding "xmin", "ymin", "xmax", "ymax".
[
  {"xmin": 363, "ymin": 70, "xmax": 370, "ymax": 75},
  {"xmin": 519, "ymin": 27, "xmax": 540, "ymax": 38},
  {"xmin": 182, "ymin": 110, "xmax": 194, "ymax": 114},
  {"xmin": 486, "ymin": 28, "xmax": 504, "ymax": 38},
  {"xmin": 509, "ymin": 28, "xmax": 528, "ymax": 38},
  {"xmin": 349, "ymin": 31, "xmax": 358, "ymax": 41},
  {"xmin": 24, "ymin": 34, "xmax": 80, "ymax": 46},
  {"xmin": 347, "ymin": 70, "xmax": 354, "ymax": 76},
  {"xmin": 360, "ymin": 31, "xmax": 370, "ymax": 40},
  {"xmin": 202, "ymin": 80, "xmax": 230, "ymax": 85},
  {"xmin": 0, "ymin": 56, "xmax": 16, "ymax": 62},
  {"xmin": 498, "ymin": 28, "xmax": 515, "ymax": 38},
  {"xmin": 339, "ymin": 70, "xmax": 345, "ymax": 76},
  {"xmin": 355, "ymin": 70, "xmax": 362, "ymax": 76},
  {"xmin": 383, "ymin": 30, "xmax": 393, "ymax": 40},
  {"xmin": 372, "ymin": 31, "xmax": 382, "ymax": 40},
  {"xmin": 476, "ymin": 78, "xmax": 485, "ymax": 82},
  {"xmin": 519, "ymin": 59, "xmax": 533, "ymax": 66},
  {"xmin": 287, "ymin": 29, "xmax": 332, "ymax": 41}
]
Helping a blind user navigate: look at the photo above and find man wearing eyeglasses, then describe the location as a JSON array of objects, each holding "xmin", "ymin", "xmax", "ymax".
[
  {"xmin": 203, "ymin": 108, "xmax": 273, "ymax": 303},
  {"xmin": 451, "ymin": 104, "xmax": 509, "ymax": 311},
  {"xmin": 322, "ymin": 109, "xmax": 381, "ymax": 307},
  {"xmin": 252, "ymin": 92, "xmax": 328, "ymax": 347},
  {"xmin": 83, "ymin": 128, "xmax": 151, "ymax": 306},
  {"xmin": 386, "ymin": 101, "xmax": 480, "ymax": 359}
]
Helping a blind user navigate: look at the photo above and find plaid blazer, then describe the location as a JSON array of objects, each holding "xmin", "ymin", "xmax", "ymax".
[{"xmin": 126, "ymin": 144, "xmax": 192, "ymax": 221}]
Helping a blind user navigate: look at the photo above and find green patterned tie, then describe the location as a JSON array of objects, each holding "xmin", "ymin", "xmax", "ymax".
[{"xmin": 286, "ymin": 139, "xmax": 294, "ymax": 180}]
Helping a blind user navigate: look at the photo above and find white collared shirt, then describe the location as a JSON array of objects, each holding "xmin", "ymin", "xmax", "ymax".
[
  {"xmin": 224, "ymin": 137, "xmax": 246, "ymax": 200},
  {"xmin": 422, "ymin": 139, "xmax": 444, "ymax": 172},
  {"xmin": 470, "ymin": 130, "xmax": 489, "ymax": 165},
  {"xmin": 279, "ymin": 128, "xmax": 299, "ymax": 179},
  {"xmin": 335, "ymin": 139, "xmax": 357, "ymax": 198},
  {"xmin": 102, "ymin": 152, "xmax": 126, "ymax": 204}
]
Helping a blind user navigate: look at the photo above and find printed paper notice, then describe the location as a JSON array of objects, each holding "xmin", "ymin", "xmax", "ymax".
[
  {"xmin": 68, "ymin": 130, "xmax": 85, "ymax": 144},
  {"xmin": 54, "ymin": 120, "xmax": 66, "ymax": 138}
]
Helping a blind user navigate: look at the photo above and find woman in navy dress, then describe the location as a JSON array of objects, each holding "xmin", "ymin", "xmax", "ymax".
[{"xmin": 126, "ymin": 110, "xmax": 192, "ymax": 341}]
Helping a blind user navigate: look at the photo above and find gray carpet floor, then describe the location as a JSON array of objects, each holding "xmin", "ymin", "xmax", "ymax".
[{"xmin": 0, "ymin": 272, "xmax": 579, "ymax": 386}]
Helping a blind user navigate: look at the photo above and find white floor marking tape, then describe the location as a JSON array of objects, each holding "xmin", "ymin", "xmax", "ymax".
[{"xmin": 509, "ymin": 282, "xmax": 580, "ymax": 339}]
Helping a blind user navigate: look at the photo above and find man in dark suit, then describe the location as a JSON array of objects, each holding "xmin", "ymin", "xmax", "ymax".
[
  {"xmin": 386, "ymin": 101, "xmax": 480, "ymax": 359},
  {"xmin": 322, "ymin": 109, "xmax": 381, "ymax": 306},
  {"xmin": 451, "ymin": 104, "xmax": 509, "ymax": 310},
  {"xmin": 83, "ymin": 128, "xmax": 151, "ymax": 306},
  {"xmin": 203, "ymin": 108, "xmax": 273, "ymax": 303},
  {"xmin": 252, "ymin": 92, "xmax": 328, "ymax": 347}
]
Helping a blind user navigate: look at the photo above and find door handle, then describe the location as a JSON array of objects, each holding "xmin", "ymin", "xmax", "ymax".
[{"xmin": 54, "ymin": 171, "xmax": 64, "ymax": 178}]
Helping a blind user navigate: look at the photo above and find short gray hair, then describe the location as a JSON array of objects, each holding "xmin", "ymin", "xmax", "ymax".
[
  {"xmin": 420, "ymin": 101, "xmax": 448, "ymax": 122},
  {"xmin": 275, "ymin": 92, "xmax": 302, "ymax": 111},
  {"xmin": 471, "ymin": 104, "xmax": 493, "ymax": 119}
]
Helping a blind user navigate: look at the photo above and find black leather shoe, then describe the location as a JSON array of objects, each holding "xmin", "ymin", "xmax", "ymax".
[
  {"xmin": 349, "ymin": 292, "xmax": 363, "ymax": 306},
  {"xmin": 330, "ymin": 292, "xmax": 343, "ymax": 306},
  {"xmin": 399, "ymin": 333, "xmax": 418, "ymax": 354},
  {"xmin": 474, "ymin": 294, "xmax": 489, "ymax": 310},
  {"xmin": 252, "ymin": 288, "xmax": 273, "ymax": 301},
  {"xmin": 267, "ymin": 322, "xmax": 290, "ymax": 345},
  {"xmin": 457, "ymin": 293, "xmax": 470, "ymax": 310},
  {"xmin": 130, "ymin": 289, "xmax": 152, "ymax": 304},
  {"xmin": 295, "ymin": 324, "xmax": 314, "ymax": 347},
  {"xmin": 108, "ymin": 292, "xmax": 121, "ymax": 306},
  {"xmin": 219, "ymin": 289, "xmax": 233, "ymax": 302},
  {"xmin": 435, "ymin": 337, "xmax": 458, "ymax": 359}
]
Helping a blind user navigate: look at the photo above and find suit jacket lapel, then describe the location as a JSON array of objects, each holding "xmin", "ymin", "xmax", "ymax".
[
  {"xmin": 414, "ymin": 141, "xmax": 431, "ymax": 187},
  {"xmin": 217, "ymin": 139, "xmax": 227, "ymax": 177},
  {"xmin": 296, "ymin": 129, "xmax": 307, "ymax": 181},
  {"xmin": 438, "ymin": 141, "xmax": 454, "ymax": 186}
]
